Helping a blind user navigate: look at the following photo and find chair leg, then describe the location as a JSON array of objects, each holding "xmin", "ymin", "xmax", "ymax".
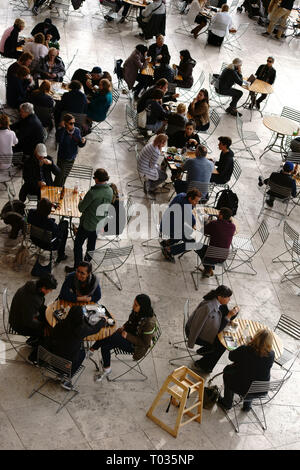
[
  {"xmin": 107, "ymin": 356, "xmax": 148, "ymax": 382},
  {"xmin": 103, "ymin": 269, "xmax": 123, "ymax": 291}
]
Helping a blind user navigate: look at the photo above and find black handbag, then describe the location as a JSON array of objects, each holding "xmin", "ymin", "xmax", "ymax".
[
  {"xmin": 31, "ymin": 256, "xmax": 52, "ymax": 277},
  {"xmin": 203, "ymin": 385, "xmax": 220, "ymax": 410}
]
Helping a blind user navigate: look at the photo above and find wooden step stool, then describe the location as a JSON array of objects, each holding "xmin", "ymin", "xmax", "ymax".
[{"xmin": 146, "ymin": 366, "xmax": 204, "ymax": 438}]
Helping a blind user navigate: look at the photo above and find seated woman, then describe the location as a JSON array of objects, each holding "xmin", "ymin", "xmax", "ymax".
[
  {"xmin": 36, "ymin": 47, "xmax": 65, "ymax": 82},
  {"xmin": 30, "ymin": 80, "xmax": 55, "ymax": 129},
  {"xmin": 23, "ymin": 32, "xmax": 48, "ymax": 70},
  {"xmin": 218, "ymin": 329, "xmax": 275, "ymax": 411},
  {"xmin": 89, "ymin": 294, "xmax": 157, "ymax": 382},
  {"xmin": 188, "ymin": 88, "xmax": 210, "ymax": 132},
  {"xmin": 123, "ymin": 44, "xmax": 150, "ymax": 99},
  {"xmin": 0, "ymin": 18, "xmax": 25, "ymax": 59},
  {"xmin": 207, "ymin": 4, "xmax": 234, "ymax": 47},
  {"xmin": 87, "ymin": 78, "xmax": 112, "ymax": 123},
  {"xmin": 50, "ymin": 305, "xmax": 106, "ymax": 390},
  {"xmin": 137, "ymin": 133, "xmax": 168, "ymax": 193},
  {"xmin": 185, "ymin": 285, "xmax": 239, "ymax": 374},
  {"xmin": 6, "ymin": 65, "xmax": 32, "ymax": 109},
  {"xmin": 27, "ymin": 197, "xmax": 68, "ymax": 264},
  {"xmin": 166, "ymin": 103, "xmax": 187, "ymax": 142},
  {"xmin": 145, "ymin": 89, "xmax": 169, "ymax": 133},
  {"xmin": 59, "ymin": 261, "xmax": 101, "ymax": 303},
  {"xmin": 173, "ymin": 49, "xmax": 196, "ymax": 89}
]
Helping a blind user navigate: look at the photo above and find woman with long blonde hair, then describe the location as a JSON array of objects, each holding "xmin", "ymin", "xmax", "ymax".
[{"xmin": 218, "ymin": 329, "xmax": 275, "ymax": 411}]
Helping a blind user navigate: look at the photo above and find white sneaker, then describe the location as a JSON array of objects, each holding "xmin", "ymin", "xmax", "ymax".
[
  {"xmin": 61, "ymin": 380, "xmax": 73, "ymax": 391},
  {"xmin": 95, "ymin": 368, "xmax": 112, "ymax": 382}
]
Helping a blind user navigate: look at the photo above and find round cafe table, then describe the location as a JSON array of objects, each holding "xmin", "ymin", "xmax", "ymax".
[
  {"xmin": 260, "ymin": 115, "xmax": 299, "ymax": 160},
  {"xmin": 242, "ymin": 79, "xmax": 273, "ymax": 121},
  {"xmin": 218, "ymin": 318, "xmax": 283, "ymax": 359}
]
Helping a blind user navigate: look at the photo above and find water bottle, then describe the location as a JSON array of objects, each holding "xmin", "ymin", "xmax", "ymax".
[{"xmin": 242, "ymin": 324, "xmax": 251, "ymax": 343}]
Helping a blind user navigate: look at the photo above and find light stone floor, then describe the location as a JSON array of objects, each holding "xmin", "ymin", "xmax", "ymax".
[{"xmin": 0, "ymin": 0, "xmax": 299, "ymax": 450}]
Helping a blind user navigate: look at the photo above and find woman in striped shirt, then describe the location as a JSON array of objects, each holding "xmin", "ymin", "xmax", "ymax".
[{"xmin": 137, "ymin": 134, "xmax": 168, "ymax": 193}]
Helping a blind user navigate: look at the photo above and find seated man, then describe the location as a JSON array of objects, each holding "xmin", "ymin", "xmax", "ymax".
[
  {"xmin": 153, "ymin": 56, "xmax": 175, "ymax": 83},
  {"xmin": 71, "ymin": 66, "xmax": 103, "ymax": 96},
  {"xmin": 148, "ymin": 34, "xmax": 170, "ymax": 65},
  {"xmin": 137, "ymin": 134, "xmax": 168, "ymax": 193},
  {"xmin": 9, "ymin": 274, "xmax": 58, "ymax": 341},
  {"xmin": 137, "ymin": 0, "xmax": 166, "ymax": 39},
  {"xmin": 165, "ymin": 103, "xmax": 187, "ymax": 141},
  {"xmin": 31, "ymin": 17, "xmax": 60, "ymax": 43},
  {"xmin": 59, "ymin": 261, "xmax": 101, "ymax": 303},
  {"xmin": 7, "ymin": 51, "xmax": 34, "ymax": 78},
  {"xmin": 170, "ymin": 120, "xmax": 200, "ymax": 149},
  {"xmin": 258, "ymin": 161, "xmax": 297, "ymax": 207},
  {"xmin": 137, "ymin": 78, "xmax": 177, "ymax": 115},
  {"xmin": 210, "ymin": 136, "xmax": 234, "ymax": 185},
  {"xmin": 196, "ymin": 207, "xmax": 236, "ymax": 277},
  {"xmin": 27, "ymin": 197, "xmax": 68, "ymax": 264},
  {"xmin": 174, "ymin": 144, "xmax": 214, "ymax": 196},
  {"xmin": 19, "ymin": 143, "xmax": 60, "ymax": 202},
  {"xmin": 217, "ymin": 58, "xmax": 243, "ymax": 117},
  {"xmin": 11, "ymin": 102, "xmax": 45, "ymax": 158},
  {"xmin": 160, "ymin": 188, "xmax": 202, "ymax": 262},
  {"xmin": 250, "ymin": 57, "xmax": 276, "ymax": 109}
]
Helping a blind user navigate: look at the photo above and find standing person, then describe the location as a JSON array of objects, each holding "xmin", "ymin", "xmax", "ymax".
[
  {"xmin": 123, "ymin": 44, "xmax": 150, "ymax": 98},
  {"xmin": 137, "ymin": 134, "xmax": 168, "ymax": 193},
  {"xmin": 0, "ymin": 18, "xmax": 25, "ymax": 59},
  {"xmin": 87, "ymin": 78, "xmax": 113, "ymax": 123},
  {"xmin": 218, "ymin": 330, "xmax": 275, "ymax": 411},
  {"xmin": 0, "ymin": 114, "xmax": 18, "ymax": 170},
  {"xmin": 210, "ymin": 136, "xmax": 234, "ymax": 184},
  {"xmin": 188, "ymin": 88, "xmax": 210, "ymax": 131},
  {"xmin": 217, "ymin": 58, "xmax": 243, "ymax": 117},
  {"xmin": 250, "ymin": 57, "xmax": 276, "ymax": 109},
  {"xmin": 207, "ymin": 4, "xmax": 234, "ymax": 46},
  {"xmin": 65, "ymin": 169, "xmax": 113, "ymax": 272},
  {"xmin": 27, "ymin": 197, "xmax": 68, "ymax": 264},
  {"xmin": 262, "ymin": 0, "xmax": 295, "ymax": 39},
  {"xmin": 185, "ymin": 285, "xmax": 240, "ymax": 374},
  {"xmin": 59, "ymin": 262, "xmax": 101, "ymax": 303},
  {"xmin": 10, "ymin": 102, "xmax": 45, "ymax": 157},
  {"xmin": 54, "ymin": 113, "xmax": 86, "ymax": 187},
  {"xmin": 90, "ymin": 294, "xmax": 157, "ymax": 382},
  {"xmin": 19, "ymin": 143, "xmax": 60, "ymax": 202},
  {"xmin": 9, "ymin": 274, "xmax": 58, "ymax": 342},
  {"xmin": 173, "ymin": 50, "xmax": 196, "ymax": 89}
]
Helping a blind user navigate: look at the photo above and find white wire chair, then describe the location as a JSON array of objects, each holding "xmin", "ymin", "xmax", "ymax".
[
  {"xmin": 258, "ymin": 181, "xmax": 293, "ymax": 226},
  {"xmin": 118, "ymin": 104, "xmax": 146, "ymax": 151},
  {"xmin": 232, "ymin": 115, "xmax": 261, "ymax": 160},
  {"xmin": 197, "ymin": 108, "xmax": 221, "ymax": 152},
  {"xmin": 177, "ymin": 70, "xmax": 205, "ymax": 103},
  {"xmin": 280, "ymin": 240, "xmax": 300, "ymax": 290},
  {"xmin": 208, "ymin": 72, "xmax": 231, "ymax": 112},
  {"xmin": 272, "ymin": 221, "xmax": 299, "ymax": 268},
  {"xmin": 126, "ymin": 144, "xmax": 155, "ymax": 200},
  {"xmin": 101, "ymin": 87, "xmax": 120, "ymax": 130},
  {"xmin": 222, "ymin": 23, "xmax": 250, "ymax": 52},
  {"xmin": 169, "ymin": 299, "xmax": 198, "ymax": 365},
  {"xmin": 274, "ymin": 314, "xmax": 300, "ymax": 370},
  {"xmin": 192, "ymin": 245, "xmax": 236, "ymax": 288}
]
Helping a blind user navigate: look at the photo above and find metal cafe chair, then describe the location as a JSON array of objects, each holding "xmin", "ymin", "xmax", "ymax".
[
  {"xmin": 191, "ymin": 245, "xmax": 236, "ymax": 289},
  {"xmin": 67, "ymin": 164, "xmax": 93, "ymax": 189},
  {"xmin": 228, "ymin": 0, "xmax": 239, "ymax": 13},
  {"xmin": 88, "ymin": 244, "xmax": 133, "ymax": 291},
  {"xmin": 222, "ymin": 23, "xmax": 250, "ymax": 52},
  {"xmin": 118, "ymin": 104, "xmax": 146, "ymax": 151},
  {"xmin": 220, "ymin": 372, "xmax": 292, "ymax": 433},
  {"xmin": 177, "ymin": 71, "xmax": 205, "ymax": 103},
  {"xmin": 169, "ymin": 299, "xmax": 198, "ymax": 365},
  {"xmin": 273, "ymin": 314, "xmax": 300, "ymax": 371},
  {"xmin": 284, "ymin": 151, "xmax": 300, "ymax": 165},
  {"xmin": 272, "ymin": 221, "xmax": 299, "ymax": 268},
  {"xmin": 227, "ymin": 220, "xmax": 269, "ymax": 275},
  {"xmin": 29, "ymin": 345, "xmax": 85, "ymax": 413},
  {"xmin": 197, "ymin": 109, "xmax": 221, "ymax": 153},
  {"xmin": 208, "ymin": 73, "xmax": 231, "ymax": 112},
  {"xmin": 127, "ymin": 144, "xmax": 156, "ymax": 200},
  {"xmin": 258, "ymin": 181, "xmax": 293, "ymax": 225},
  {"xmin": 232, "ymin": 115, "xmax": 261, "ymax": 160},
  {"xmin": 280, "ymin": 240, "xmax": 300, "ymax": 290},
  {"xmin": 102, "ymin": 87, "xmax": 120, "ymax": 130}
]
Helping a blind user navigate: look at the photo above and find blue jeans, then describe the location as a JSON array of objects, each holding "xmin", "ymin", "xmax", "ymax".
[
  {"xmin": 74, "ymin": 225, "xmax": 97, "ymax": 268},
  {"xmin": 92, "ymin": 331, "xmax": 134, "ymax": 368}
]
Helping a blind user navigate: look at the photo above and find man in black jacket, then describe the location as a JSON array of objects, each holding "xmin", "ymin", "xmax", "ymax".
[
  {"xmin": 9, "ymin": 274, "xmax": 58, "ymax": 339},
  {"xmin": 19, "ymin": 143, "xmax": 60, "ymax": 202},
  {"xmin": 250, "ymin": 57, "xmax": 276, "ymax": 109},
  {"xmin": 210, "ymin": 136, "xmax": 234, "ymax": 184},
  {"xmin": 258, "ymin": 161, "xmax": 297, "ymax": 207},
  {"xmin": 11, "ymin": 102, "xmax": 45, "ymax": 157},
  {"xmin": 217, "ymin": 59, "xmax": 244, "ymax": 116},
  {"xmin": 148, "ymin": 34, "xmax": 170, "ymax": 65},
  {"xmin": 31, "ymin": 18, "xmax": 60, "ymax": 42}
]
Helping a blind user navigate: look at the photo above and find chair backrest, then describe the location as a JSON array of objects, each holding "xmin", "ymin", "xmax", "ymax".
[
  {"xmin": 229, "ymin": 159, "xmax": 242, "ymax": 189},
  {"xmin": 291, "ymin": 240, "xmax": 300, "ymax": 263},
  {"xmin": 256, "ymin": 219, "xmax": 269, "ymax": 247},
  {"xmin": 210, "ymin": 108, "xmax": 221, "ymax": 130},
  {"xmin": 126, "ymin": 104, "xmax": 138, "ymax": 131},
  {"xmin": 281, "ymin": 106, "xmax": 300, "ymax": 125},
  {"xmin": 204, "ymin": 245, "xmax": 230, "ymax": 263},
  {"xmin": 231, "ymin": 22, "xmax": 249, "ymax": 40},
  {"xmin": 33, "ymin": 105, "xmax": 53, "ymax": 127},
  {"xmin": 267, "ymin": 181, "xmax": 293, "ymax": 200},
  {"xmin": 244, "ymin": 375, "xmax": 291, "ymax": 402},
  {"xmin": 275, "ymin": 314, "xmax": 300, "ymax": 340},
  {"xmin": 283, "ymin": 221, "xmax": 299, "ymax": 250},
  {"xmin": 187, "ymin": 181, "xmax": 215, "ymax": 201},
  {"xmin": 30, "ymin": 225, "xmax": 54, "ymax": 248},
  {"xmin": 236, "ymin": 115, "xmax": 243, "ymax": 139},
  {"xmin": 229, "ymin": 0, "xmax": 239, "ymax": 12},
  {"xmin": 220, "ymin": 62, "xmax": 228, "ymax": 73},
  {"xmin": 124, "ymin": 196, "xmax": 134, "ymax": 226},
  {"xmin": 67, "ymin": 164, "xmax": 93, "ymax": 187},
  {"xmin": 286, "ymin": 151, "xmax": 300, "ymax": 164},
  {"xmin": 37, "ymin": 345, "xmax": 72, "ymax": 380}
]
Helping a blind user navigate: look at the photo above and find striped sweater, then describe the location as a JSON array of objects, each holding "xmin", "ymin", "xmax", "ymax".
[{"xmin": 137, "ymin": 143, "xmax": 161, "ymax": 181}]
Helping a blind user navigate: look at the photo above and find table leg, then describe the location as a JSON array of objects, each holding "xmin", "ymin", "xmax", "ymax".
[{"xmin": 259, "ymin": 132, "xmax": 283, "ymax": 159}]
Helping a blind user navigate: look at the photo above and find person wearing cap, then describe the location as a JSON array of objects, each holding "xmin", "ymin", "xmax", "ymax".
[
  {"xmin": 217, "ymin": 59, "xmax": 244, "ymax": 117},
  {"xmin": 19, "ymin": 143, "xmax": 60, "ymax": 202},
  {"xmin": 258, "ymin": 162, "xmax": 297, "ymax": 207},
  {"xmin": 250, "ymin": 57, "xmax": 276, "ymax": 110},
  {"xmin": 71, "ymin": 66, "xmax": 103, "ymax": 96},
  {"xmin": 65, "ymin": 169, "xmax": 113, "ymax": 272},
  {"xmin": 31, "ymin": 17, "xmax": 60, "ymax": 45}
]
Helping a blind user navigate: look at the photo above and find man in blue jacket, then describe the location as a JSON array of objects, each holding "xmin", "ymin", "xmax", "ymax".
[{"xmin": 59, "ymin": 261, "xmax": 101, "ymax": 303}]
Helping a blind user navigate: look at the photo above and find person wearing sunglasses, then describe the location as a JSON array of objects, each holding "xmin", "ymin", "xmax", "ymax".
[
  {"xmin": 59, "ymin": 261, "xmax": 101, "ymax": 303},
  {"xmin": 249, "ymin": 57, "xmax": 276, "ymax": 110}
]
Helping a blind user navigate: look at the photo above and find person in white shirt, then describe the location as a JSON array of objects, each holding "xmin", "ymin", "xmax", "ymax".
[
  {"xmin": 137, "ymin": 133, "xmax": 168, "ymax": 193},
  {"xmin": 0, "ymin": 114, "xmax": 18, "ymax": 170},
  {"xmin": 208, "ymin": 4, "xmax": 234, "ymax": 46},
  {"xmin": 23, "ymin": 33, "xmax": 48, "ymax": 70},
  {"xmin": 137, "ymin": 0, "xmax": 166, "ymax": 38}
]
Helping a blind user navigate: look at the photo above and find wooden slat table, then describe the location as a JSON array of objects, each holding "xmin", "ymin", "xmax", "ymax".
[
  {"xmin": 46, "ymin": 299, "xmax": 116, "ymax": 341},
  {"xmin": 141, "ymin": 62, "xmax": 155, "ymax": 76},
  {"xmin": 41, "ymin": 186, "xmax": 84, "ymax": 218},
  {"xmin": 218, "ymin": 318, "xmax": 283, "ymax": 359}
]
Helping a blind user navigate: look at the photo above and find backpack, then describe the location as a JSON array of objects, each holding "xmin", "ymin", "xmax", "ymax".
[
  {"xmin": 114, "ymin": 59, "xmax": 124, "ymax": 80},
  {"xmin": 215, "ymin": 189, "xmax": 239, "ymax": 216}
]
